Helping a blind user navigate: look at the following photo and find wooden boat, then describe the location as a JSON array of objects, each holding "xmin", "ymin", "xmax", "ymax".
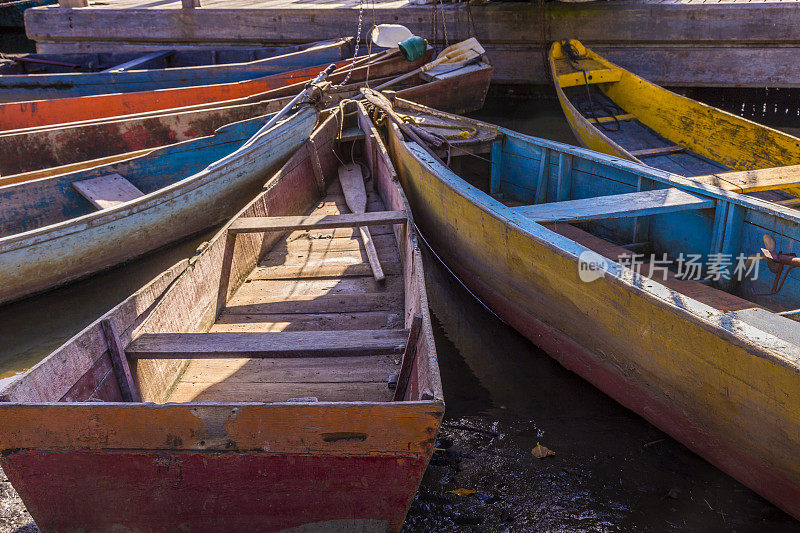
[
  {"xmin": 0, "ymin": 0, "xmax": 53, "ymax": 29},
  {"xmin": 0, "ymin": 55, "xmax": 492, "ymax": 176},
  {"xmin": 0, "ymin": 44, "xmax": 317, "ymax": 74},
  {"xmin": 0, "ymin": 48, "xmax": 424, "ymax": 132},
  {"xmin": 0, "ymin": 99, "xmax": 442, "ymax": 532},
  {"xmin": 366, "ymin": 91, "xmax": 800, "ymax": 520},
  {"xmin": 0, "ymin": 79, "xmax": 327, "ymax": 306},
  {"xmin": 549, "ymin": 39, "xmax": 800, "ymax": 203},
  {"xmin": 0, "ymin": 38, "xmax": 351, "ymax": 102}
]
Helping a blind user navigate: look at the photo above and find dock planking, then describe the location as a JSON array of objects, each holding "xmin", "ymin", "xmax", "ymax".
[{"xmin": 24, "ymin": 0, "xmax": 800, "ymax": 87}]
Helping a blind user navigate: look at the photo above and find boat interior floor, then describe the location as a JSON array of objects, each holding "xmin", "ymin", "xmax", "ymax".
[
  {"xmin": 166, "ymin": 181, "xmax": 404, "ymax": 403},
  {"xmin": 543, "ymin": 222, "xmax": 757, "ymax": 313},
  {"xmin": 564, "ymin": 86, "xmax": 793, "ymax": 204}
]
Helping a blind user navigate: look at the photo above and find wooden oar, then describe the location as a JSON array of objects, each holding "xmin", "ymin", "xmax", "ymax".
[
  {"xmin": 374, "ymin": 38, "xmax": 485, "ymax": 91},
  {"xmin": 338, "ymin": 162, "xmax": 385, "ymax": 283}
]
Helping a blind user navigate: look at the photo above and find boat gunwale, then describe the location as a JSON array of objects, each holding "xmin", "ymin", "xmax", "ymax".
[
  {"xmin": 0, "ymin": 38, "xmax": 351, "ymax": 85},
  {"xmin": 387, "ymin": 100, "xmax": 800, "ymax": 375}
]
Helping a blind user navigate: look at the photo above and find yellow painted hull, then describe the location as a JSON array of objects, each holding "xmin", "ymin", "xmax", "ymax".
[{"xmin": 549, "ymin": 39, "xmax": 800, "ymax": 197}]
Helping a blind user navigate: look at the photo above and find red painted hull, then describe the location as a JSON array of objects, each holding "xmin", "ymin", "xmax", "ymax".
[{"xmin": 2, "ymin": 451, "xmax": 427, "ymax": 532}]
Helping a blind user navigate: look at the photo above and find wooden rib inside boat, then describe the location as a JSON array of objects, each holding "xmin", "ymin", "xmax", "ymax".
[
  {"xmin": 365, "ymin": 92, "xmax": 800, "ymax": 520},
  {"xmin": 549, "ymin": 39, "xmax": 800, "ymax": 204},
  {"xmin": 0, "ymin": 99, "xmax": 442, "ymax": 532}
]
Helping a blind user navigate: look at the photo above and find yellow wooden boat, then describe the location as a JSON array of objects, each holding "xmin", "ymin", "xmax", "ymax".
[
  {"xmin": 549, "ymin": 39, "xmax": 800, "ymax": 203},
  {"xmin": 365, "ymin": 91, "xmax": 800, "ymax": 520}
]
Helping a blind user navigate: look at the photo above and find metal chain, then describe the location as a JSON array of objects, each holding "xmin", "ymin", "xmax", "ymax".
[
  {"xmin": 333, "ymin": 0, "xmax": 365, "ymax": 87},
  {"xmin": 439, "ymin": 0, "xmax": 449, "ymax": 47}
]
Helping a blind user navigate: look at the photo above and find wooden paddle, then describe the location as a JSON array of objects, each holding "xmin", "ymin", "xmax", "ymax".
[
  {"xmin": 374, "ymin": 38, "xmax": 485, "ymax": 91},
  {"xmin": 338, "ymin": 162, "xmax": 385, "ymax": 284}
]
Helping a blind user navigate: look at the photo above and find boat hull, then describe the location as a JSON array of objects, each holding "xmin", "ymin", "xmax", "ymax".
[
  {"xmin": 0, "ymin": 52, "xmax": 450, "ymax": 176},
  {"xmin": 0, "ymin": 107, "xmax": 317, "ymax": 305},
  {"xmin": 0, "ymin": 39, "xmax": 350, "ymax": 101},
  {"xmin": 384, "ymin": 127, "xmax": 800, "ymax": 520},
  {"xmin": 0, "ymin": 401, "xmax": 440, "ymax": 532}
]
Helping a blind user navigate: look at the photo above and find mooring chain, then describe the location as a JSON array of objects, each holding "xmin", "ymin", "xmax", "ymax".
[{"xmin": 333, "ymin": 0, "xmax": 366, "ymax": 88}]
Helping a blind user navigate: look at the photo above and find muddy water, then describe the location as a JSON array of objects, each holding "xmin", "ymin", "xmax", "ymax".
[{"xmin": 0, "ymin": 94, "xmax": 797, "ymax": 531}]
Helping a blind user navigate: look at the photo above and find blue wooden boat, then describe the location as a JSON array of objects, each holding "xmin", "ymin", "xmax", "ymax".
[
  {"xmin": 0, "ymin": 44, "xmax": 315, "ymax": 74},
  {"xmin": 0, "ymin": 0, "xmax": 53, "ymax": 29},
  {"xmin": 0, "ymin": 38, "xmax": 351, "ymax": 102},
  {"xmin": 366, "ymin": 92, "xmax": 800, "ymax": 520},
  {"xmin": 0, "ymin": 84, "xmax": 325, "ymax": 305}
]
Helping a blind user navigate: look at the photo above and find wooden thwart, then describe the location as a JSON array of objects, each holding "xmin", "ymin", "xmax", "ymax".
[
  {"xmin": 101, "ymin": 51, "xmax": 173, "ymax": 73},
  {"xmin": 229, "ymin": 211, "xmax": 407, "ymax": 233},
  {"xmin": 630, "ymin": 145, "xmax": 686, "ymax": 158},
  {"xmin": 72, "ymin": 173, "xmax": 145, "ymax": 209},
  {"xmin": 515, "ymin": 187, "xmax": 715, "ymax": 223},
  {"xmin": 588, "ymin": 113, "xmax": 635, "ymax": 124},
  {"xmin": 694, "ymin": 164, "xmax": 800, "ymax": 193},
  {"xmin": 557, "ymin": 69, "xmax": 623, "ymax": 88},
  {"xmin": 126, "ymin": 329, "xmax": 409, "ymax": 359}
]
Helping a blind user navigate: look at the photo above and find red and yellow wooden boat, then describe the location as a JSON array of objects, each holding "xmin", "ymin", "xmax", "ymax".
[{"xmin": 0, "ymin": 100, "xmax": 443, "ymax": 531}]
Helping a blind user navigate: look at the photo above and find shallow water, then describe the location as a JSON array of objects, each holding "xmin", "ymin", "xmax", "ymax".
[{"xmin": 0, "ymin": 93, "xmax": 797, "ymax": 531}]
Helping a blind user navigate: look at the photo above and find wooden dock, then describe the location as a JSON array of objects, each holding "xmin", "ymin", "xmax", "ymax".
[{"xmin": 24, "ymin": 0, "xmax": 800, "ymax": 87}]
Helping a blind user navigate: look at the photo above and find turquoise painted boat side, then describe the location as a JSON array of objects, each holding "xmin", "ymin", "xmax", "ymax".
[
  {"xmin": 0, "ymin": 106, "xmax": 318, "ymax": 305},
  {"xmin": 0, "ymin": 39, "xmax": 350, "ymax": 101}
]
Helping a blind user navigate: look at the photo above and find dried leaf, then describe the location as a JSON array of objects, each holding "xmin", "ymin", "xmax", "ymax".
[
  {"xmin": 447, "ymin": 488, "xmax": 477, "ymax": 497},
  {"xmin": 531, "ymin": 443, "xmax": 555, "ymax": 459}
]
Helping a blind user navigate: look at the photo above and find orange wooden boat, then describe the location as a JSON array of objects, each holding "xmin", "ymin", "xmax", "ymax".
[{"xmin": 0, "ymin": 49, "xmax": 427, "ymax": 131}]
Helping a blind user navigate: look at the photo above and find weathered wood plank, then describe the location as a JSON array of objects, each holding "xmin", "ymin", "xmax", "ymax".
[
  {"xmin": 167, "ymin": 381, "xmax": 394, "ymax": 403},
  {"xmin": 101, "ymin": 318, "xmax": 140, "ymax": 402},
  {"xmin": 229, "ymin": 211, "xmax": 406, "ymax": 233},
  {"xmin": 178, "ymin": 354, "xmax": 398, "ymax": 384},
  {"xmin": 694, "ymin": 165, "xmax": 800, "ymax": 193},
  {"xmin": 247, "ymin": 260, "xmax": 403, "ymax": 280},
  {"xmin": 630, "ymin": 145, "xmax": 686, "ymax": 157},
  {"xmin": 224, "ymin": 292, "xmax": 404, "ymax": 315},
  {"xmin": 126, "ymin": 329, "xmax": 409, "ymax": 359},
  {"xmin": 71, "ymin": 173, "xmax": 144, "ymax": 210},
  {"xmin": 393, "ymin": 314, "xmax": 422, "ymax": 402},
  {"xmin": 212, "ymin": 311, "xmax": 403, "ymax": 332},
  {"xmin": 516, "ymin": 188, "xmax": 715, "ymax": 223},
  {"xmin": 101, "ymin": 50, "xmax": 172, "ymax": 73}
]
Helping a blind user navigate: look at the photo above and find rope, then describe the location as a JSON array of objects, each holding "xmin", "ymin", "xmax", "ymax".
[{"xmin": 560, "ymin": 40, "xmax": 622, "ymax": 132}]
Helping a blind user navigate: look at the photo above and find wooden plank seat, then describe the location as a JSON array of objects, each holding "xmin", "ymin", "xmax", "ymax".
[
  {"xmin": 101, "ymin": 50, "xmax": 173, "ymax": 73},
  {"xmin": 71, "ymin": 173, "xmax": 145, "ymax": 209},
  {"xmin": 126, "ymin": 329, "xmax": 409, "ymax": 359},
  {"xmin": 229, "ymin": 211, "xmax": 407, "ymax": 233},
  {"xmin": 629, "ymin": 145, "xmax": 686, "ymax": 158},
  {"xmin": 587, "ymin": 113, "xmax": 635, "ymax": 125},
  {"xmin": 546, "ymin": 222, "xmax": 756, "ymax": 313},
  {"xmin": 557, "ymin": 68, "xmax": 624, "ymax": 88},
  {"xmin": 694, "ymin": 164, "xmax": 800, "ymax": 194},
  {"xmin": 514, "ymin": 187, "xmax": 715, "ymax": 223}
]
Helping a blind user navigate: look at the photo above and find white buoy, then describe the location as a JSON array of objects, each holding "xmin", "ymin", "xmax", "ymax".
[{"xmin": 370, "ymin": 24, "xmax": 413, "ymax": 48}]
